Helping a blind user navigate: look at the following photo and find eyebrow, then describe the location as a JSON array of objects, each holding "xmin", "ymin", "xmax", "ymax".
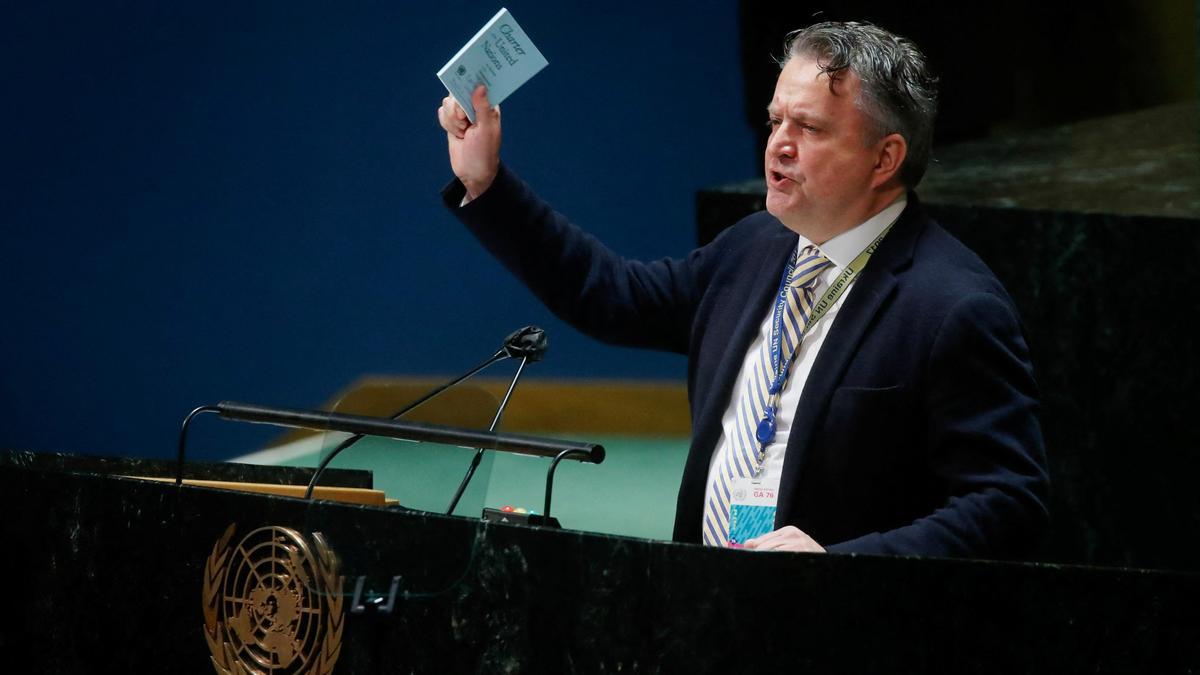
[{"xmin": 765, "ymin": 105, "xmax": 830, "ymax": 126}]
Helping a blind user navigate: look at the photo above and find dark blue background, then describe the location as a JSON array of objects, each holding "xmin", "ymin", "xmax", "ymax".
[{"xmin": 1, "ymin": 2, "xmax": 758, "ymax": 459}]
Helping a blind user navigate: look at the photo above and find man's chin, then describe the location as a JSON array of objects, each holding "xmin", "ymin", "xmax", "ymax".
[
  {"xmin": 764, "ymin": 193, "xmax": 793, "ymax": 221},
  {"xmin": 765, "ymin": 202, "xmax": 816, "ymax": 236}
]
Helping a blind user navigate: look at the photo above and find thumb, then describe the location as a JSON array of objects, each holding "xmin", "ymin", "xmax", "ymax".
[{"xmin": 471, "ymin": 84, "xmax": 497, "ymax": 127}]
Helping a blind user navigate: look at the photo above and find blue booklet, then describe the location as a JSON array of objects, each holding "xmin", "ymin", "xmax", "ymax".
[{"xmin": 436, "ymin": 8, "xmax": 549, "ymax": 123}]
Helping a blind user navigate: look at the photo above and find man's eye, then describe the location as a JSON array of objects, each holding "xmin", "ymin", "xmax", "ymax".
[{"xmin": 766, "ymin": 118, "xmax": 781, "ymax": 128}]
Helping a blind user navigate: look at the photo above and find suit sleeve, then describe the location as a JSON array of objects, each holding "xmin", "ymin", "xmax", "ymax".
[
  {"xmin": 826, "ymin": 291, "xmax": 1051, "ymax": 558},
  {"xmin": 443, "ymin": 164, "xmax": 723, "ymax": 354}
]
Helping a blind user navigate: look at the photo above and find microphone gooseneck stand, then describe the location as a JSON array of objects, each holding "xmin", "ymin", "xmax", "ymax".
[
  {"xmin": 173, "ymin": 326, "xmax": 599, "ymax": 528},
  {"xmin": 302, "ymin": 351, "xmax": 503, "ymax": 500},
  {"xmin": 444, "ymin": 354, "xmax": 529, "ymax": 515},
  {"xmin": 303, "ymin": 325, "xmax": 547, "ymax": 501},
  {"xmin": 174, "ymin": 348, "xmax": 506, "ymax": 490},
  {"xmin": 542, "ymin": 448, "xmax": 596, "ymax": 522},
  {"xmin": 174, "ymin": 327, "xmax": 552, "ymax": 499}
]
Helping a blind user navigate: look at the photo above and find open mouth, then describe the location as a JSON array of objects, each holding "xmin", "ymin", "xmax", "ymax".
[{"xmin": 769, "ymin": 170, "xmax": 789, "ymax": 186}]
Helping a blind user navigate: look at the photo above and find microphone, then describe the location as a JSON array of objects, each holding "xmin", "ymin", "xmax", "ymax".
[
  {"xmin": 501, "ymin": 325, "xmax": 547, "ymax": 361},
  {"xmin": 383, "ymin": 325, "xmax": 545, "ymax": 422}
]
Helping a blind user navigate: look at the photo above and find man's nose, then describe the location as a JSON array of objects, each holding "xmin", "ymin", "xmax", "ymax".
[{"xmin": 767, "ymin": 129, "xmax": 796, "ymax": 159}]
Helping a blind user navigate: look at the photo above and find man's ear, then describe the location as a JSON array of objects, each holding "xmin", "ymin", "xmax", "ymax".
[{"xmin": 872, "ymin": 133, "xmax": 908, "ymax": 189}]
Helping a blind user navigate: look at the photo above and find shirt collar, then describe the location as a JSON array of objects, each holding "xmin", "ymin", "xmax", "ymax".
[{"xmin": 794, "ymin": 196, "xmax": 908, "ymax": 269}]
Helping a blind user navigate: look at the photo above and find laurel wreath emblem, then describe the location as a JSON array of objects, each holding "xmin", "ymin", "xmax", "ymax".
[{"xmin": 202, "ymin": 524, "xmax": 344, "ymax": 675}]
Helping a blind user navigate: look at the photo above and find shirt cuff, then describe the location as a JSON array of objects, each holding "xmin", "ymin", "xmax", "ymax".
[{"xmin": 439, "ymin": 164, "xmax": 515, "ymax": 213}]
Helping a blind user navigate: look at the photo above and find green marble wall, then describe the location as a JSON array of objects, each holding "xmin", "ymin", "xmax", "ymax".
[{"xmin": 936, "ymin": 204, "xmax": 1200, "ymax": 570}]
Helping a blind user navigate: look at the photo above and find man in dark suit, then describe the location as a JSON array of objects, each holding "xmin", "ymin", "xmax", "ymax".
[{"xmin": 436, "ymin": 22, "xmax": 1049, "ymax": 558}]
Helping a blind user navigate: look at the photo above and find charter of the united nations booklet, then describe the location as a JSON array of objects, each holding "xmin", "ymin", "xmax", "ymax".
[{"xmin": 437, "ymin": 8, "xmax": 549, "ymax": 123}]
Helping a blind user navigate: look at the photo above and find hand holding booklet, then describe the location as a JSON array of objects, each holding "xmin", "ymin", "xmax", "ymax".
[{"xmin": 436, "ymin": 8, "xmax": 549, "ymax": 123}]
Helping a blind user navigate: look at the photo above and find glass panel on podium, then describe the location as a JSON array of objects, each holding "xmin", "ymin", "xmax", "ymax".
[
  {"xmin": 314, "ymin": 378, "xmax": 501, "ymax": 517},
  {"xmin": 228, "ymin": 377, "xmax": 501, "ymax": 517}
]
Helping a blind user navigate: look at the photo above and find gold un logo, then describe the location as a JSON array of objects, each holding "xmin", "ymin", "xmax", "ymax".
[{"xmin": 203, "ymin": 524, "xmax": 344, "ymax": 675}]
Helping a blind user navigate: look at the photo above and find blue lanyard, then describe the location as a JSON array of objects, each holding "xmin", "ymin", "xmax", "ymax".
[
  {"xmin": 766, "ymin": 250, "xmax": 806, "ymax": 397},
  {"xmin": 755, "ymin": 251, "xmax": 812, "ymax": 448},
  {"xmin": 753, "ymin": 223, "xmax": 896, "ymax": 455}
]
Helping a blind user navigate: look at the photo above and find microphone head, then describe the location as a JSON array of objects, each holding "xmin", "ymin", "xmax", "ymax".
[{"xmin": 502, "ymin": 326, "xmax": 548, "ymax": 362}]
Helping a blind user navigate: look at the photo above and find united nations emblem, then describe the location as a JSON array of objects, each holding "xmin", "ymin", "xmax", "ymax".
[{"xmin": 202, "ymin": 524, "xmax": 344, "ymax": 675}]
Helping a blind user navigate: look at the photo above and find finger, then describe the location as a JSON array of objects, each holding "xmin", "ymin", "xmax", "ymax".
[
  {"xmin": 759, "ymin": 530, "xmax": 824, "ymax": 553},
  {"xmin": 437, "ymin": 105, "xmax": 467, "ymax": 139},
  {"xmin": 762, "ymin": 538, "xmax": 801, "ymax": 551},
  {"xmin": 434, "ymin": 102, "xmax": 465, "ymax": 134},
  {"xmin": 440, "ymin": 95, "xmax": 463, "ymax": 119},
  {"xmin": 753, "ymin": 536, "xmax": 797, "ymax": 552},
  {"xmin": 742, "ymin": 534, "xmax": 770, "ymax": 549},
  {"xmin": 745, "ymin": 526, "xmax": 799, "ymax": 549},
  {"xmin": 471, "ymin": 84, "xmax": 497, "ymax": 128},
  {"xmin": 748, "ymin": 527, "xmax": 789, "ymax": 544}
]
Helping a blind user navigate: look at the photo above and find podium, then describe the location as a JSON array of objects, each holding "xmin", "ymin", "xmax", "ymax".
[{"xmin": 4, "ymin": 449, "xmax": 1199, "ymax": 673}]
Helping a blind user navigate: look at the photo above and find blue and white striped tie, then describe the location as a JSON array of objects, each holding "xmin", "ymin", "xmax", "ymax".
[{"xmin": 702, "ymin": 245, "xmax": 831, "ymax": 547}]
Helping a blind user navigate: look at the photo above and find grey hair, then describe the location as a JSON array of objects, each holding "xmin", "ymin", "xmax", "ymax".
[{"xmin": 781, "ymin": 21, "xmax": 938, "ymax": 188}]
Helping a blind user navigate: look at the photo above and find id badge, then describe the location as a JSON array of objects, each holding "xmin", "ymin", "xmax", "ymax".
[{"xmin": 727, "ymin": 476, "xmax": 779, "ymax": 547}]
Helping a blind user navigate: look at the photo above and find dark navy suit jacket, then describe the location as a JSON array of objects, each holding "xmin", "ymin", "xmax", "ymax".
[{"xmin": 444, "ymin": 165, "xmax": 1049, "ymax": 559}]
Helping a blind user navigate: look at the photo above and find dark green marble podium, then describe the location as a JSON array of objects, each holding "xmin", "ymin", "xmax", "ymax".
[{"xmin": 4, "ymin": 450, "xmax": 1199, "ymax": 673}]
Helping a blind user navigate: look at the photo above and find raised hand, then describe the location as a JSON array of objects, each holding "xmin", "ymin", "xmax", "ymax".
[{"xmin": 437, "ymin": 84, "xmax": 501, "ymax": 201}]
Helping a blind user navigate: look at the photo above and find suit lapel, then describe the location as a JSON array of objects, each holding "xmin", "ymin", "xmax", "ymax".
[
  {"xmin": 677, "ymin": 223, "xmax": 797, "ymax": 536},
  {"xmin": 774, "ymin": 200, "xmax": 924, "ymax": 525},
  {"xmin": 692, "ymin": 226, "xmax": 797, "ymax": 445}
]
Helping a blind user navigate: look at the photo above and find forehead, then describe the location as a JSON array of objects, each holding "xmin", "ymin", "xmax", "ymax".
[{"xmin": 769, "ymin": 57, "xmax": 861, "ymax": 114}]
